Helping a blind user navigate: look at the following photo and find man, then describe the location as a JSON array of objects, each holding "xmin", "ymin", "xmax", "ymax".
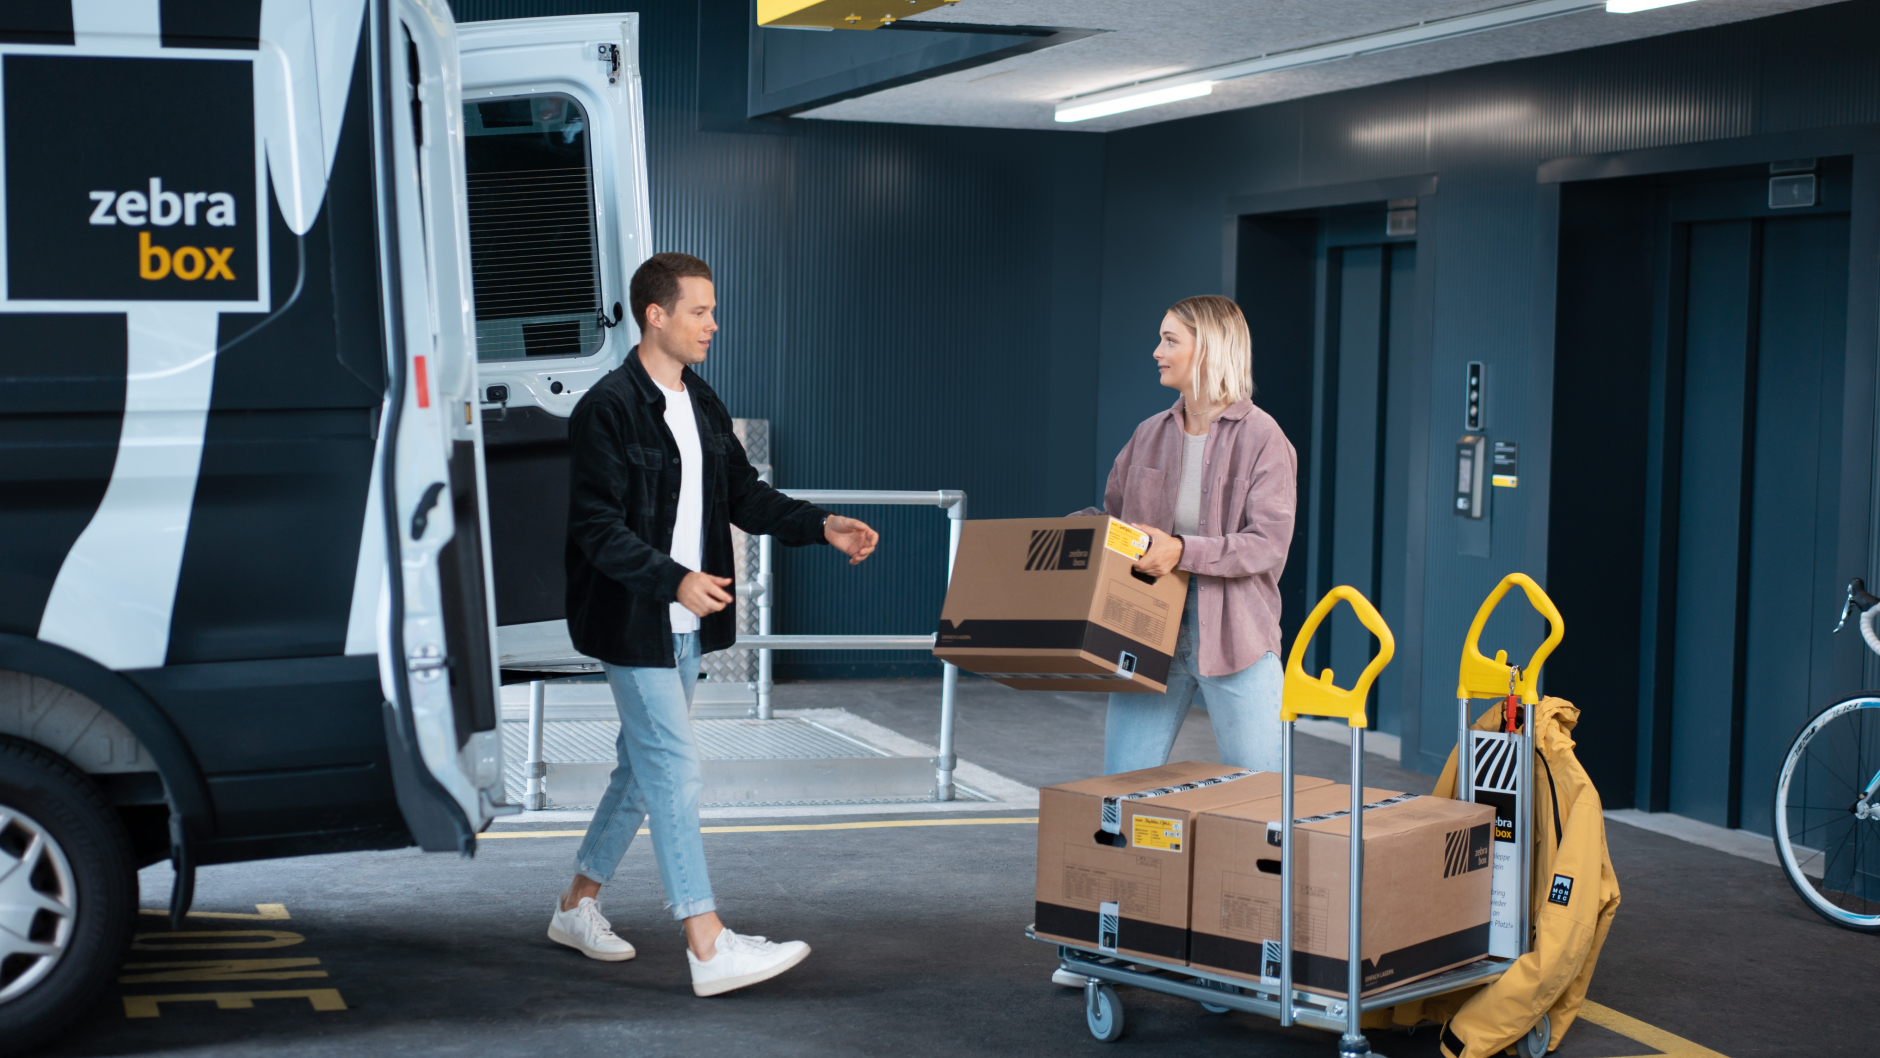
[{"xmin": 550, "ymin": 252, "xmax": 879, "ymax": 996}]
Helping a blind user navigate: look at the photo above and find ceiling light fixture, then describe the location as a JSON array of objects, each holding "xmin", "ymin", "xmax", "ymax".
[
  {"xmin": 1604, "ymin": 0, "xmax": 1703, "ymax": 11},
  {"xmin": 1053, "ymin": 0, "xmax": 1603, "ymax": 123},
  {"xmin": 1055, "ymin": 81, "xmax": 1214, "ymax": 123}
]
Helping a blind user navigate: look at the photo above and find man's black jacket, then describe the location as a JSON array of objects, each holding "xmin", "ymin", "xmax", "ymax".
[{"xmin": 565, "ymin": 350, "xmax": 828, "ymax": 667}]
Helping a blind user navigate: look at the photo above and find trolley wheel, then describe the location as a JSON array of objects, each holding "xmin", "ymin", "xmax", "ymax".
[
  {"xmin": 1085, "ymin": 980, "xmax": 1125, "ymax": 1042},
  {"xmin": 1192, "ymin": 976, "xmax": 1236, "ymax": 1014},
  {"xmin": 1515, "ymin": 1013, "xmax": 1552, "ymax": 1058}
]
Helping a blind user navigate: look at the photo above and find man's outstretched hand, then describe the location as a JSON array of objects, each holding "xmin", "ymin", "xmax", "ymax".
[
  {"xmin": 825, "ymin": 515, "xmax": 879, "ymax": 565},
  {"xmin": 677, "ymin": 572, "xmax": 734, "ymax": 617}
]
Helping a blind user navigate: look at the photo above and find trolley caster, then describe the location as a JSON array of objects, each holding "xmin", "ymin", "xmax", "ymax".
[
  {"xmin": 1515, "ymin": 1014, "xmax": 1552, "ymax": 1058},
  {"xmin": 1192, "ymin": 977, "xmax": 1236, "ymax": 1014},
  {"xmin": 1085, "ymin": 979, "xmax": 1125, "ymax": 1042}
]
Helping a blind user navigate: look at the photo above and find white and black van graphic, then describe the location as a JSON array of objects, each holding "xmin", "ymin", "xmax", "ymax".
[{"xmin": 4, "ymin": 54, "xmax": 258, "ymax": 302}]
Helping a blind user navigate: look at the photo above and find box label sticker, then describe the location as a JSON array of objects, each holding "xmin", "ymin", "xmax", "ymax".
[
  {"xmin": 1097, "ymin": 901, "xmax": 1120, "ymax": 953},
  {"xmin": 1131, "ymin": 814, "xmax": 1182, "ymax": 852},
  {"xmin": 1105, "ymin": 518, "xmax": 1150, "ymax": 561},
  {"xmin": 1026, "ymin": 528, "xmax": 1094, "ymax": 570},
  {"xmin": 1444, "ymin": 822, "xmax": 1493, "ymax": 877}
]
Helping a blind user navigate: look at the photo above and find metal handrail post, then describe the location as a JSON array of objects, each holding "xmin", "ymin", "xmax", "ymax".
[
  {"xmin": 756, "ymin": 532, "xmax": 774, "ymax": 720},
  {"xmin": 933, "ymin": 492, "xmax": 966, "ymax": 801},
  {"xmin": 1340, "ymin": 726, "xmax": 1369, "ymax": 1057},
  {"xmin": 526, "ymin": 680, "xmax": 547, "ymax": 810}
]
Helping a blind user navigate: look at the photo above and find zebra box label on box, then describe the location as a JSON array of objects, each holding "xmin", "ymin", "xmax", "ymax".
[
  {"xmin": 933, "ymin": 516, "xmax": 1187, "ymax": 692},
  {"xmin": 1189, "ymin": 785, "xmax": 1494, "ymax": 997}
]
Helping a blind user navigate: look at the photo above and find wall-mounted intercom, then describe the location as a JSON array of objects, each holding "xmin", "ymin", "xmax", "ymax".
[
  {"xmin": 1455, "ymin": 434, "xmax": 1486, "ymax": 519},
  {"xmin": 1465, "ymin": 361, "xmax": 1485, "ymax": 430}
]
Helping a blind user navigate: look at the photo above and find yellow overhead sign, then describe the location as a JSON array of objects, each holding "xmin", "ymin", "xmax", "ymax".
[{"xmin": 757, "ymin": 0, "xmax": 958, "ymax": 29}]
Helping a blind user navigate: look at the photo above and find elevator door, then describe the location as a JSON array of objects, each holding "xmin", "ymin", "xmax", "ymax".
[
  {"xmin": 1668, "ymin": 212, "xmax": 1848, "ymax": 831},
  {"xmin": 1315, "ymin": 242, "xmax": 1415, "ymax": 733}
]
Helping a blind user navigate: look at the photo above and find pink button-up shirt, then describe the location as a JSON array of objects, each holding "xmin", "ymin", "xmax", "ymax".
[{"xmin": 1077, "ymin": 397, "xmax": 1298, "ymax": 677}]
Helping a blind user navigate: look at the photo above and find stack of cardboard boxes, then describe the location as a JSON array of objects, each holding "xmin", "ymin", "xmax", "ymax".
[{"xmin": 1036, "ymin": 763, "xmax": 1495, "ymax": 997}]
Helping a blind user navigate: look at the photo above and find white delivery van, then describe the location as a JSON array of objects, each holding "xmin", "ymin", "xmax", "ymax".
[{"xmin": 0, "ymin": 1, "xmax": 649, "ymax": 1046}]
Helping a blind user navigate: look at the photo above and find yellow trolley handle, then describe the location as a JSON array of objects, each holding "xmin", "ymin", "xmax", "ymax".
[
  {"xmin": 1455, "ymin": 572, "xmax": 1564, "ymax": 705},
  {"xmin": 1281, "ymin": 585, "xmax": 1395, "ymax": 728}
]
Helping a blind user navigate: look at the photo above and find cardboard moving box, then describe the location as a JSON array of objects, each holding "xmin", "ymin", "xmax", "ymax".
[
  {"xmin": 1190, "ymin": 784, "xmax": 1495, "ymax": 997},
  {"xmin": 1034, "ymin": 763, "xmax": 1332, "ymax": 965},
  {"xmin": 934, "ymin": 516, "xmax": 1188, "ymax": 693}
]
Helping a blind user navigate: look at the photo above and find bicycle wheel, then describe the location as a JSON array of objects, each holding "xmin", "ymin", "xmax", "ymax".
[{"xmin": 1773, "ymin": 692, "xmax": 1880, "ymax": 932}]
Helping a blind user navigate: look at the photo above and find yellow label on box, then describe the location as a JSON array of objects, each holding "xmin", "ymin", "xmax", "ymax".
[
  {"xmin": 1132, "ymin": 814, "xmax": 1182, "ymax": 852},
  {"xmin": 1105, "ymin": 518, "xmax": 1150, "ymax": 561},
  {"xmin": 1491, "ymin": 474, "xmax": 1519, "ymax": 488}
]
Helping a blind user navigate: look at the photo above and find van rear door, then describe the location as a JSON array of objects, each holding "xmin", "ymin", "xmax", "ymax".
[
  {"xmin": 454, "ymin": 15, "xmax": 653, "ymax": 677},
  {"xmin": 373, "ymin": 0, "xmax": 514, "ymax": 849}
]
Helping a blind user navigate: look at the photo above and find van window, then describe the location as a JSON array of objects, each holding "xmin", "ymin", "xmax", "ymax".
[{"xmin": 464, "ymin": 93, "xmax": 601, "ymax": 361}]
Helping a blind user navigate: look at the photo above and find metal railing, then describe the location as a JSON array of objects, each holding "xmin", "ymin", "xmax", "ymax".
[
  {"xmin": 517, "ymin": 485, "xmax": 968, "ymax": 807},
  {"xmin": 741, "ymin": 488, "xmax": 966, "ymax": 799}
]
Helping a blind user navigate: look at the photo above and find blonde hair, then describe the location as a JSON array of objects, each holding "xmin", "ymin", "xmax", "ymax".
[{"xmin": 1168, "ymin": 295, "xmax": 1252, "ymax": 407}]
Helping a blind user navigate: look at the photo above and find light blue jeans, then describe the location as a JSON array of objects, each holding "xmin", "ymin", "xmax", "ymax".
[
  {"xmin": 1103, "ymin": 581, "xmax": 1283, "ymax": 775},
  {"xmin": 574, "ymin": 633, "xmax": 716, "ymax": 920}
]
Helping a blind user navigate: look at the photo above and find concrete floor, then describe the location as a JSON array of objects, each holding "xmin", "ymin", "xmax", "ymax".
[{"xmin": 45, "ymin": 677, "xmax": 1875, "ymax": 1058}]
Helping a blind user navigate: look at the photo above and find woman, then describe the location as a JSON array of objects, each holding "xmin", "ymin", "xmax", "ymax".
[{"xmin": 1078, "ymin": 295, "xmax": 1297, "ymax": 775}]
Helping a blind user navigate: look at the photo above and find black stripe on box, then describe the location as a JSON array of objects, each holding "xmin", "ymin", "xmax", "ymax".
[
  {"xmin": 1034, "ymin": 902, "xmax": 1189, "ymax": 962},
  {"xmin": 1189, "ymin": 922, "xmax": 1489, "ymax": 993},
  {"xmin": 936, "ymin": 620, "xmax": 1173, "ymax": 684}
]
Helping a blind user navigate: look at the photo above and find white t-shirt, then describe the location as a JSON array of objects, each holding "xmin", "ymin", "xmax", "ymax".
[{"xmin": 659, "ymin": 380, "xmax": 705, "ymax": 634}]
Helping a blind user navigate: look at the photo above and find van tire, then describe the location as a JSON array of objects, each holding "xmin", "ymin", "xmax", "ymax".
[{"xmin": 0, "ymin": 735, "xmax": 138, "ymax": 1054}]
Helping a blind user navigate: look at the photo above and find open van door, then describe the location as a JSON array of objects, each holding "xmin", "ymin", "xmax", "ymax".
[
  {"xmin": 454, "ymin": 15, "xmax": 653, "ymax": 676},
  {"xmin": 373, "ymin": 0, "xmax": 516, "ymax": 849}
]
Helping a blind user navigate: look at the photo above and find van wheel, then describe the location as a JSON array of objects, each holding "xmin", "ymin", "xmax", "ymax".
[{"xmin": 0, "ymin": 736, "xmax": 137, "ymax": 1053}]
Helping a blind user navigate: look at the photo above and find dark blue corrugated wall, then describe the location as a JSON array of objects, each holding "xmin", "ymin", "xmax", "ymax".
[
  {"xmin": 1096, "ymin": 1, "xmax": 1880, "ymax": 781},
  {"xmin": 450, "ymin": 1, "xmax": 1106, "ymax": 678}
]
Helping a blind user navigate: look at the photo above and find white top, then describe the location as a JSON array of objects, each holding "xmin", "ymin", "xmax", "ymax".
[
  {"xmin": 659, "ymin": 380, "xmax": 705, "ymax": 634},
  {"xmin": 1174, "ymin": 430, "xmax": 1208, "ymax": 538}
]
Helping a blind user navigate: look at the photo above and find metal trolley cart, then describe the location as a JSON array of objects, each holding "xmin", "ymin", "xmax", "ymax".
[{"xmin": 1032, "ymin": 577, "xmax": 1563, "ymax": 1058}]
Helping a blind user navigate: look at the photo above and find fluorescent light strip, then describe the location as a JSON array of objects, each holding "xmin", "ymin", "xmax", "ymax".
[
  {"xmin": 1053, "ymin": 0, "xmax": 1606, "ymax": 123},
  {"xmin": 1606, "ymin": 0, "xmax": 1702, "ymax": 11},
  {"xmin": 1055, "ymin": 81, "xmax": 1213, "ymax": 123}
]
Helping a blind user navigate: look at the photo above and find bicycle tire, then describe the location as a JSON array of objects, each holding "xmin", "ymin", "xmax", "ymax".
[{"xmin": 1772, "ymin": 692, "xmax": 1880, "ymax": 933}]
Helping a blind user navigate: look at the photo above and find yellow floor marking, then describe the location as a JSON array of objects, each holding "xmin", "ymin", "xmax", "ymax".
[
  {"xmin": 119, "ymin": 958, "xmax": 325, "ymax": 985},
  {"xmin": 132, "ymin": 930, "xmax": 304, "ymax": 951},
  {"xmin": 138, "ymin": 903, "xmax": 289, "ymax": 921},
  {"xmin": 1578, "ymin": 1001, "xmax": 1730, "ymax": 1058},
  {"xmin": 480, "ymin": 816, "xmax": 1040, "ymax": 839},
  {"xmin": 122, "ymin": 989, "xmax": 346, "ymax": 1018}
]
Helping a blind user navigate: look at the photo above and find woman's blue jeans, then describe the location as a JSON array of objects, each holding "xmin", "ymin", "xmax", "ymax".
[
  {"xmin": 1103, "ymin": 583, "xmax": 1283, "ymax": 776},
  {"xmin": 573, "ymin": 633, "xmax": 716, "ymax": 921}
]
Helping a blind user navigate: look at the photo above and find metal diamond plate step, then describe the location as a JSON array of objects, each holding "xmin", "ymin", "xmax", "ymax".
[{"xmin": 500, "ymin": 715, "xmax": 976, "ymax": 809}]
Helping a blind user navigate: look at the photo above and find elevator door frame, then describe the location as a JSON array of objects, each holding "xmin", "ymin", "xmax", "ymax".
[
  {"xmin": 1226, "ymin": 174, "xmax": 1438, "ymax": 764},
  {"xmin": 1539, "ymin": 126, "xmax": 1880, "ymax": 818}
]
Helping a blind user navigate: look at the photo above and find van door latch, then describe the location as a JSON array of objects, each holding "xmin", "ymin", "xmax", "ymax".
[
  {"xmin": 597, "ymin": 43, "xmax": 620, "ymax": 85},
  {"xmin": 408, "ymin": 644, "xmax": 447, "ymax": 682}
]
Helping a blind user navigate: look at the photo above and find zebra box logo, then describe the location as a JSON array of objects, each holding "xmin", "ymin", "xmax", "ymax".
[
  {"xmin": 4, "ymin": 54, "xmax": 260, "ymax": 302},
  {"xmin": 1026, "ymin": 528, "xmax": 1095, "ymax": 570},
  {"xmin": 1443, "ymin": 823, "xmax": 1492, "ymax": 878}
]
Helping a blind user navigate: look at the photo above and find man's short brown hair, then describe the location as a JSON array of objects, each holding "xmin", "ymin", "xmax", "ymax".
[{"xmin": 631, "ymin": 252, "xmax": 713, "ymax": 330}]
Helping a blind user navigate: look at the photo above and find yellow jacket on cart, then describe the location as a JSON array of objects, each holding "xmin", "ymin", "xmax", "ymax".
[{"xmin": 1372, "ymin": 696, "xmax": 1621, "ymax": 1057}]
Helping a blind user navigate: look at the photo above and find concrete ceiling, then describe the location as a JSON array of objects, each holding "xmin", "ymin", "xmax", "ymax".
[{"xmin": 796, "ymin": 0, "xmax": 1847, "ymax": 131}]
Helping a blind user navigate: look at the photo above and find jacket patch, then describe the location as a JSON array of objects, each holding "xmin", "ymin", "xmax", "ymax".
[{"xmin": 1548, "ymin": 874, "xmax": 1574, "ymax": 906}]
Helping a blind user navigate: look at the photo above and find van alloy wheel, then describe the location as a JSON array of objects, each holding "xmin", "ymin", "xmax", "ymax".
[{"xmin": 0, "ymin": 806, "xmax": 78, "ymax": 1004}]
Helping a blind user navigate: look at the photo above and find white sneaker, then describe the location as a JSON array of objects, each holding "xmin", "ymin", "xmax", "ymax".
[
  {"xmin": 548, "ymin": 897, "xmax": 637, "ymax": 961},
  {"xmin": 1052, "ymin": 968, "xmax": 1089, "ymax": 988},
  {"xmin": 687, "ymin": 927, "xmax": 810, "ymax": 997}
]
